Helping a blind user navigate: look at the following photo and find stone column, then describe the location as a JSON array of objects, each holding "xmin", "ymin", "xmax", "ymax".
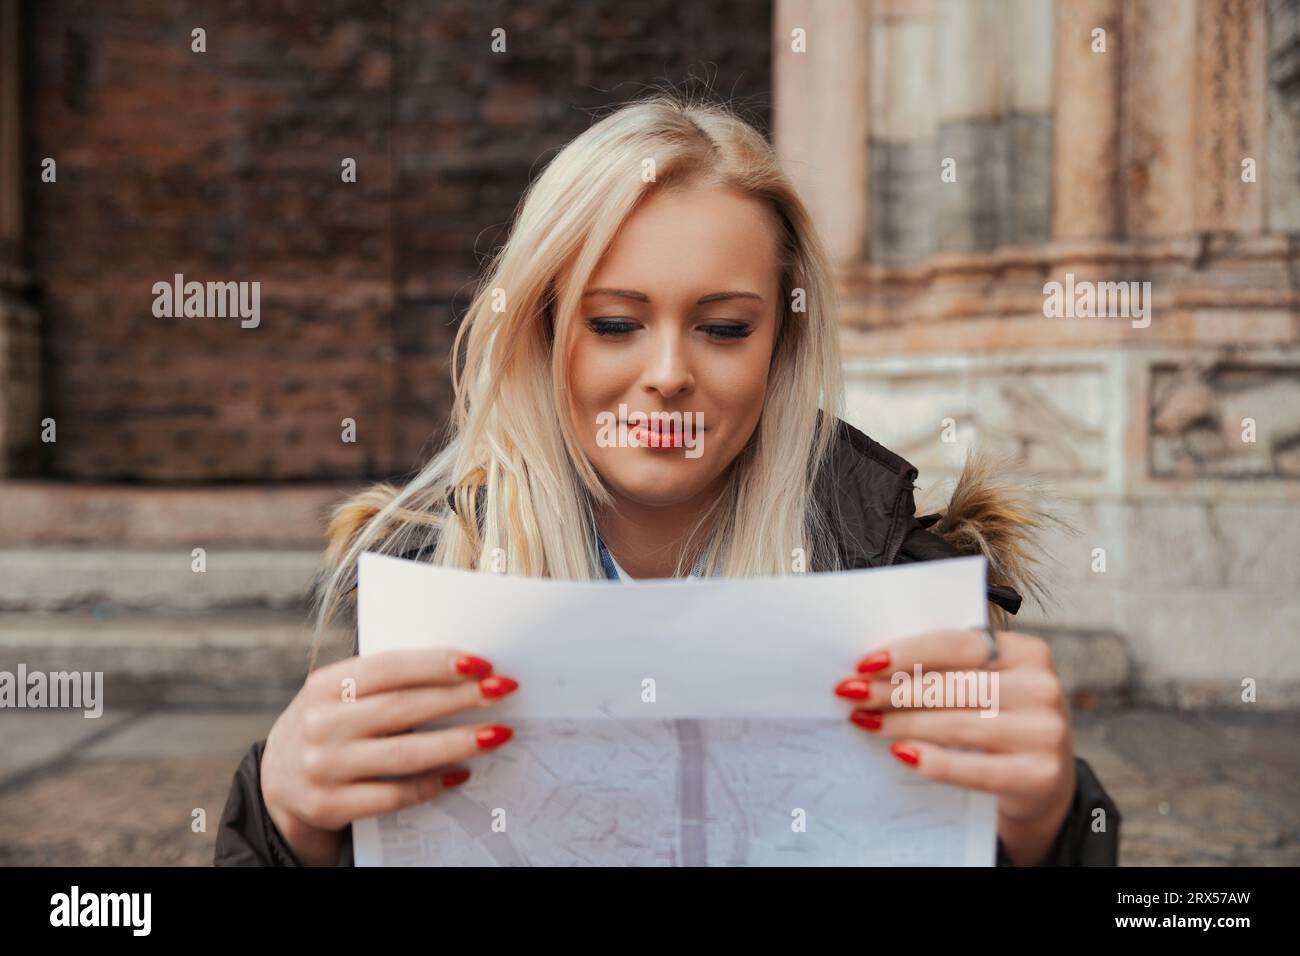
[
  {"xmin": 1194, "ymin": 0, "xmax": 1268, "ymax": 234},
  {"xmin": 1052, "ymin": 0, "xmax": 1122, "ymax": 240},
  {"xmin": 1006, "ymin": 0, "xmax": 1056, "ymax": 246},
  {"xmin": 1123, "ymin": 0, "xmax": 1197, "ymax": 238},
  {"xmin": 934, "ymin": 0, "xmax": 1007, "ymax": 253},
  {"xmin": 0, "ymin": 0, "xmax": 42, "ymax": 478},
  {"xmin": 773, "ymin": 0, "xmax": 872, "ymax": 267},
  {"xmin": 870, "ymin": 0, "xmax": 937, "ymax": 267}
]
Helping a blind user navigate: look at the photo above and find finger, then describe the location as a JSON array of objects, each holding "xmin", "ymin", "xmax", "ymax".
[
  {"xmin": 886, "ymin": 738, "xmax": 1068, "ymax": 802},
  {"xmin": 323, "ymin": 675, "xmax": 520, "ymax": 740},
  {"xmin": 848, "ymin": 707, "xmax": 1066, "ymax": 753},
  {"xmin": 321, "ymin": 723, "xmax": 514, "ymax": 782},
  {"xmin": 329, "ymin": 765, "xmax": 476, "ymax": 822},
  {"xmin": 834, "ymin": 668, "xmax": 1061, "ymax": 711},
  {"xmin": 853, "ymin": 629, "xmax": 1051, "ymax": 676},
  {"xmin": 308, "ymin": 647, "xmax": 496, "ymax": 702},
  {"xmin": 882, "ymin": 739, "xmax": 1058, "ymax": 797}
]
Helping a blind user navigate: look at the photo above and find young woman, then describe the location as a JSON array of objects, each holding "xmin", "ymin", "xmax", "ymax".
[{"xmin": 215, "ymin": 93, "xmax": 1120, "ymax": 867}]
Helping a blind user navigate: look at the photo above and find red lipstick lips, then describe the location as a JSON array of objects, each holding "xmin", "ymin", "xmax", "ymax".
[{"xmin": 625, "ymin": 419, "xmax": 689, "ymax": 449}]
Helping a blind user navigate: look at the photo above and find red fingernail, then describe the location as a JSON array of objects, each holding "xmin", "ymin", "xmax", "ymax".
[
  {"xmin": 455, "ymin": 655, "xmax": 493, "ymax": 677},
  {"xmin": 856, "ymin": 650, "xmax": 891, "ymax": 673},
  {"xmin": 475, "ymin": 725, "xmax": 514, "ymax": 749},
  {"xmin": 835, "ymin": 678, "xmax": 871, "ymax": 701},
  {"xmin": 479, "ymin": 675, "xmax": 519, "ymax": 700},
  {"xmin": 441, "ymin": 768, "xmax": 471, "ymax": 788},
  {"xmin": 890, "ymin": 742, "xmax": 920, "ymax": 766},
  {"xmin": 850, "ymin": 709, "xmax": 883, "ymax": 731}
]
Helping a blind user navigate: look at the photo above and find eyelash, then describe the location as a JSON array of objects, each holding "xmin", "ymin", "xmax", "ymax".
[{"xmin": 586, "ymin": 318, "xmax": 753, "ymax": 340}]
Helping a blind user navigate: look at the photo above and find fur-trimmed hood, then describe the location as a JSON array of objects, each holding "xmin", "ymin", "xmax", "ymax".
[{"xmin": 815, "ymin": 418, "xmax": 1060, "ymax": 628}]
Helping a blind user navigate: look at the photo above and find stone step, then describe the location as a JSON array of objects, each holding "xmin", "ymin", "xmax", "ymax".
[
  {"xmin": 0, "ymin": 482, "xmax": 350, "ymax": 547},
  {"xmin": 0, "ymin": 608, "xmax": 352, "ymax": 709},
  {"xmin": 1033, "ymin": 626, "xmax": 1133, "ymax": 708},
  {"xmin": 0, "ymin": 548, "xmax": 325, "ymax": 611}
]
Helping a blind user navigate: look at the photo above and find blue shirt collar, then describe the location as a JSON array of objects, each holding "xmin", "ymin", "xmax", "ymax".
[
  {"xmin": 596, "ymin": 536, "xmax": 706, "ymax": 580},
  {"xmin": 596, "ymin": 535, "xmax": 621, "ymax": 580}
]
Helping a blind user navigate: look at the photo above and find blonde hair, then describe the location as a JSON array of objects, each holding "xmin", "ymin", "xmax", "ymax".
[{"xmin": 309, "ymin": 91, "xmax": 846, "ymax": 657}]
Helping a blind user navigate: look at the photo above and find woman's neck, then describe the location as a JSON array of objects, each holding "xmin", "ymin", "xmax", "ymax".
[{"xmin": 596, "ymin": 480, "xmax": 723, "ymax": 579}]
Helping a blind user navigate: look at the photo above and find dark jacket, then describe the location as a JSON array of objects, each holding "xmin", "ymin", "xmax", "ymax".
[{"xmin": 214, "ymin": 418, "xmax": 1121, "ymax": 866}]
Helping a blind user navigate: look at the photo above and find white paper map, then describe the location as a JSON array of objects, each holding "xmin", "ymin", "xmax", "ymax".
[{"xmin": 353, "ymin": 552, "xmax": 997, "ymax": 866}]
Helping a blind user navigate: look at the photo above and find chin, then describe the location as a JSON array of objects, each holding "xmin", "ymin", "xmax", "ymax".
[{"xmin": 605, "ymin": 466, "xmax": 716, "ymax": 509}]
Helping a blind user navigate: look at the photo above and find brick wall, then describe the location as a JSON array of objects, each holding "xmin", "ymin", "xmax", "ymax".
[{"xmin": 22, "ymin": 0, "xmax": 773, "ymax": 481}]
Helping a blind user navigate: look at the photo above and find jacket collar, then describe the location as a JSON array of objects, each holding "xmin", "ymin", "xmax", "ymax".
[
  {"xmin": 814, "ymin": 416, "xmax": 1023, "ymax": 614},
  {"xmin": 810, "ymin": 414, "xmax": 920, "ymax": 572}
]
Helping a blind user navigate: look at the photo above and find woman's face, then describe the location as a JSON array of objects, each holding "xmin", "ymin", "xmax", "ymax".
[{"xmin": 566, "ymin": 181, "xmax": 782, "ymax": 509}]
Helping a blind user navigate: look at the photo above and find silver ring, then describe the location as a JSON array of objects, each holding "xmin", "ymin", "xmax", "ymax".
[{"xmin": 978, "ymin": 626, "xmax": 1000, "ymax": 668}]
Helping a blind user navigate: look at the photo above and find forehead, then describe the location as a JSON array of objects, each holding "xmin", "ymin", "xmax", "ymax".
[{"xmin": 586, "ymin": 183, "xmax": 781, "ymax": 294}]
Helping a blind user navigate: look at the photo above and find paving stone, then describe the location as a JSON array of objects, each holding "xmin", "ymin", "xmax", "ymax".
[
  {"xmin": 0, "ymin": 757, "xmax": 240, "ymax": 866},
  {"xmin": 80, "ymin": 710, "xmax": 279, "ymax": 761},
  {"xmin": 0, "ymin": 707, "xmax": 1294, "ymax": 865},
  {"xmin": 0, "ymin": 710, "xmax": 137, "ymax": 784}
]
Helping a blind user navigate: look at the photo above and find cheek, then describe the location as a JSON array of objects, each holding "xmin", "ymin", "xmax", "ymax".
[
  {"xmin": 707, "ymin": 341, "xmax": 775, "ymax": 421},
  {"xmin": 567, "ymin": 338, "xmax": 633, "ymax": 422}
]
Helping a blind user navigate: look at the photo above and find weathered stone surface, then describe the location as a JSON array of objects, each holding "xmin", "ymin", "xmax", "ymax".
[
  {"xmin": 864, "ymin": 0, "xmax": 1051, "ymax": 265},
  {"xmin": 1150, "ymin": 360, "xmax": 1300, "ymax": 479},
  {"xmin": 0, "ymin": 755, "xmax": 262, "ymax": 866},
  {"xmin": 0, "ymin": 710, "xmax": 135, "ymax": 783},
  {"xmin": 1053, "ymin": 0, "xmax": 1122, "ymax": 240},
  {"xmin": 774, "ymin": 0, "xmax": 871, "ymax": 265},
  {"xmin": 0, "ymin": 483, "xmax": 353, "ymax": 546},
  {"xmin": 870, "ymin": 14, "xmax": 935, "ymax": 144},
  {"xmin": 1006, "ymin": 0, "xmax": 1054, "ymax": 113},
  {"xmin": 1035, "ymin": 626, "xmax": 1132, "ymax": 704},
  {"xmin": 1079, "ymin": 709, "xmax": 1300, "ymax": 865},
  {"xmin": 1114, "ymin": 590, "xmax": 1300, "ymax": 708},
  {"xmin": 870, "ymin": 140, "xmax": 939, "ymax": 267},
  {"xmin": 933, "ymin": 0, "xmax": 1003, "ymax": 121},
  {"xmin": 0, "ymin": 548, "xmax": 325, "ymax": 610},
  {"xmin": 843, "ymin": 355, "xmax": 1111, "ymax": 481},
  {"xmin": 1123, "ymin": 0, "xmax": 1197, "ymax": 238},
  {"xmin": 1194, "ymin": 0, "xmax": 1267, "ymax": 233},
  {"xmin": 0, "ymin": 607, "xmax": 352, "ymax": 707},
  {"xmin": 1267, "ymin": 0, "xmax": 1300, "ymax": 230},
  {"xmin": 844, "ymin": 356, "xmax": 1300, "ymax": 711}
]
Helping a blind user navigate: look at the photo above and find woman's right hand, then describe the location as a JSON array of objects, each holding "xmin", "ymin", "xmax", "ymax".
[{"xmin": 259, "ymin": 647, "xmax": 519, "ymax": 866}]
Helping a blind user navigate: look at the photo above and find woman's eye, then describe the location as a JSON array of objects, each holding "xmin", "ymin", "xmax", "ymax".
[
  {"xmin": 702, "ymin": 323, "xmax": 753, "ymax": 340},
  {"xmin": 587, "ymin": 318, "xmax": 638, "ymax": 336}
]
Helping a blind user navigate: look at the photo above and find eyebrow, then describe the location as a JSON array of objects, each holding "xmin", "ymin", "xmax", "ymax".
[{"xmin": 582, "ymin": 288, "xmax": 764, "ymax": 305}]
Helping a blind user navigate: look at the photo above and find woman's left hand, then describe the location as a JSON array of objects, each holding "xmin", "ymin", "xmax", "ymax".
[{"xmin": 834, "ymin": 628, "xmax": 1077, "ymax": 866}]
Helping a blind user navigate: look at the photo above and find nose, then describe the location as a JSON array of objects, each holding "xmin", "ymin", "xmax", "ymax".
[{"xmin": 640, "ymin": 323, "xmax": 694, "ymax": 399}]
